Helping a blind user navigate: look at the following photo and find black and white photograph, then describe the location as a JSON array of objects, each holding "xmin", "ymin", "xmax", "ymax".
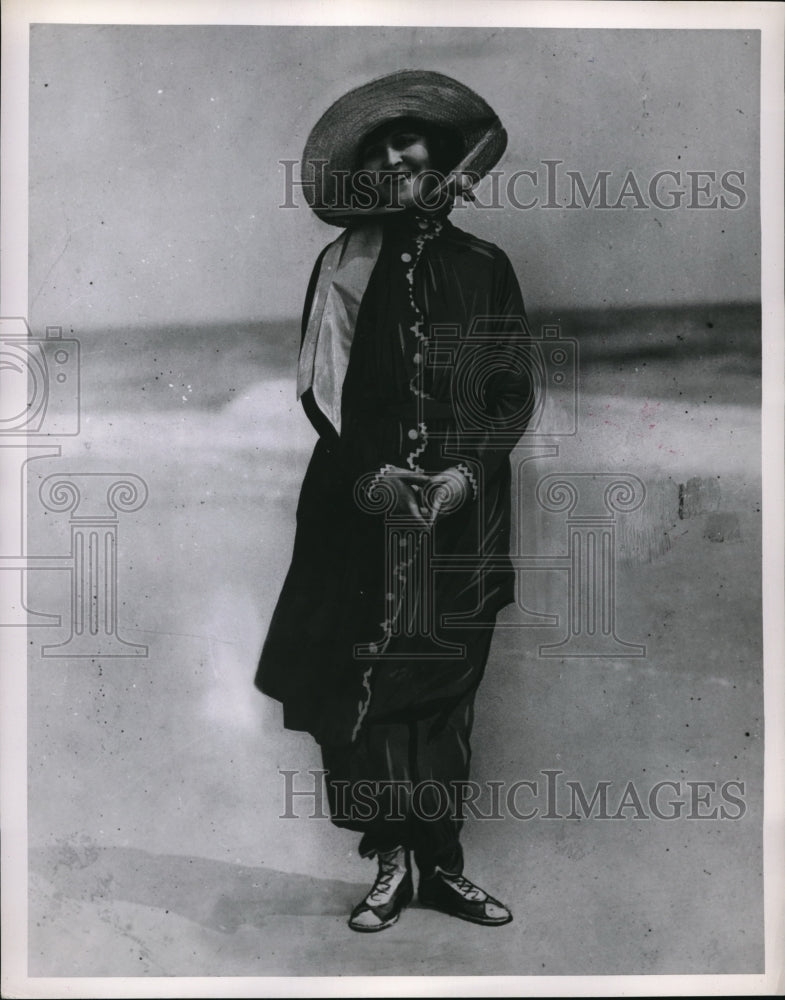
[{"xmin": 1, "ymin": 1, "xmax": 783, "ymax": 996}]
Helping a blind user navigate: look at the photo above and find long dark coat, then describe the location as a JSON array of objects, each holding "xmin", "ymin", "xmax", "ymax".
[{"xmin": 256, "ymin": 211, "xmax": 534, "ymax": 747}]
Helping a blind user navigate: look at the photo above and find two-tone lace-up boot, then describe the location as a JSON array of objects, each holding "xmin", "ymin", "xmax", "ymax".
[
  {"xmin": 418, "ymin": 866, "xmax": 512, "ymax": 926},
  {"xmin": 348, "ymin": 845, "xmax": 413, "ymax": 932}
]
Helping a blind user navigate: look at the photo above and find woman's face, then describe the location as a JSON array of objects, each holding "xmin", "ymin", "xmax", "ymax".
[{"xmin": 359, "ymin": 124, "xmax": 434, "ymax": 210}]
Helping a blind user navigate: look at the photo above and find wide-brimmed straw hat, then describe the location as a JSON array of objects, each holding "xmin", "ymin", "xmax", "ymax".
[{"xmin": 301, "ymin": 69, "xmax": 507, "ymax": 226}]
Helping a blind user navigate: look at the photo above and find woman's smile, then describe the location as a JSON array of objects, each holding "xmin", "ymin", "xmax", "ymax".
[{"xmin": 360, "ymin": 126, "xmax": 434, "ymax": 208}]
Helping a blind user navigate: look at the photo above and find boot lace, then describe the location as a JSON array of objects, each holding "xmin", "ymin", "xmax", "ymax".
[
  {"xmin": 442, "ymin": 872, "xmax": 486, "ymax": 902},
  {"xmin": 367, "ymin": 849, "xmax": 405, "ymax": 903}
]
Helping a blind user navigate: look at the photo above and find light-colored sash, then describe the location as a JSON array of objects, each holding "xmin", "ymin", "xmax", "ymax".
[{"xmin": 296, "ymin": 224, "xmax": 384, "ymax": 434}]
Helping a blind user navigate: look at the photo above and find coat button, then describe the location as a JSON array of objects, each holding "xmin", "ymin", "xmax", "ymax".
[
  {"xmin": 412, "ymin": 353, "xmax": 422, "ymax": 364},
  {"xmin": 417, "ymin": 219, "xmax": 429, "ymax": 230},
  {"xmin": 400, "ymin": 252, "xmax": 412, "ymax": 263},
  {"xmin": 407, "ymin": 428, "xmax": 419, "ymax": 440}
]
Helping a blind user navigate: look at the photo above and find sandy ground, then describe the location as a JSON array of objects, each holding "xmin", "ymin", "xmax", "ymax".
[{"xmin": 22, "ymin": 333, "xmax": 763, "ymax": 977}]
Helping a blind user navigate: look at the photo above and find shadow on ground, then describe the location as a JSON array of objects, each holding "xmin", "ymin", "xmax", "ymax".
[{"xmin": 30, "ymin": 841, "xmax": 366, "ymax": 933}]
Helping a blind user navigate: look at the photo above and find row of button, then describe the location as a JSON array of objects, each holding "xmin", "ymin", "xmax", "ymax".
[{"xmin": 405, "ymin": 222, "xmax": 430, "ymax": 443}]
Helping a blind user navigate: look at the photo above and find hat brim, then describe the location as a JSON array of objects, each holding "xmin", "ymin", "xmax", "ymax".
[{"xmin": 301, "ymin": 70, "xmax": 507, "ymax": 226}]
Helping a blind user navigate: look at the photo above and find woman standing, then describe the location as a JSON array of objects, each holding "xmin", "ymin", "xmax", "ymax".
[{"xmin": 257, "ymin": 70, "xmax": 535, "ymax": 932}]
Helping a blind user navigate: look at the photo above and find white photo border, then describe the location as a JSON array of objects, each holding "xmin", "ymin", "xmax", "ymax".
[{"xmin": 1, "ymin": 1, "xmax": 783, "ymax": 997}]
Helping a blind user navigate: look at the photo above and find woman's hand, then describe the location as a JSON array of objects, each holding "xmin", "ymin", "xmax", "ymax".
[
  {"xmin": 377, "ymin": 465, "xmax": 472, "ymax": 527},
  {"xmin": 423, "ymin": 466, "xmax": 472, "ymax": 523},
  {"xmin": 376, "ymin": 465, "xmax": 430, "ymax": 526}
]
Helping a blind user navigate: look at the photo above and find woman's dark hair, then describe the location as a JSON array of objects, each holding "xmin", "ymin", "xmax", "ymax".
[{"xmin": 357, "ymin": 117, "xmax": 464, "ymax": 175}]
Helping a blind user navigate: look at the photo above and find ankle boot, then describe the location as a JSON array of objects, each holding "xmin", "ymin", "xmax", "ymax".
[{"xmin": 348, "ymin": 845, "xmax": 413, "ymax": 932}]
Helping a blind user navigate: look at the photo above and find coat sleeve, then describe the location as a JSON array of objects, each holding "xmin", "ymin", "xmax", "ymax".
[{"xmin": 452, "ymin": 250, "xmax": 536, "ymax": 489}]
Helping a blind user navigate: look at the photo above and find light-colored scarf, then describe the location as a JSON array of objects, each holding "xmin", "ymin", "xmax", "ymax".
[{"xmin": 296, "ymin": 224, "xmax": 384, "ymax": 434}]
